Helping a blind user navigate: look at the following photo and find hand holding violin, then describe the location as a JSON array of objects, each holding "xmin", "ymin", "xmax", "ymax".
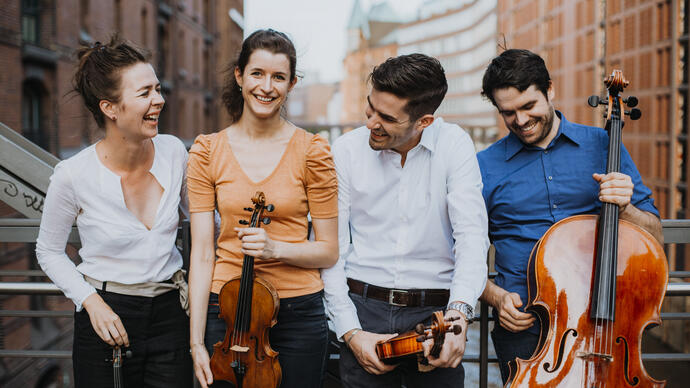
[
  {"xmin": 423, "ymin": 309, "xmax": 468, "ymax": 368},
  {"xmin": 346, "ymin": 329, "xmax": 398, "ymax": 375}
]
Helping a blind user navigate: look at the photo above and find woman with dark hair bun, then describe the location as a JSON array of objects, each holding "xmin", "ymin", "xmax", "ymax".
[
  {"xmin": 36, "ymin": 34, "xmax": 192, "ymax": 387},
  {"xmin": 187, "ymin": 29, "xmax": 338, "ymax": 388}
]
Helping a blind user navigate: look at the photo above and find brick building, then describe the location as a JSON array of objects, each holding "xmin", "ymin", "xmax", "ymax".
[
  {"xmin": 0, "ymin": 1, "xmax": 242, "ymax": 386},
  {"xmin": 0, "ymin": 0, "xmax": 243, "ymax": 156}
]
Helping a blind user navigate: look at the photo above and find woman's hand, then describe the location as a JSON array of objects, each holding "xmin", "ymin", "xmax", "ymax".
[
  {"xmin": 235, "ymin": 227, "xmax": 280, "ymax": 260},
  {"xmin": 81, "ymin": 293, "xmax": 129, "ymax": 346},
  {"xmin": 191, "ymin": 343, "xmax": 214, "ymax": 388}
]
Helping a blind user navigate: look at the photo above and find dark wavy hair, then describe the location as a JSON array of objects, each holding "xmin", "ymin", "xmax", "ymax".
[
  {"xmin": 222, "ymin": 29, "xmax": 297, "ymax": 123},
  {"xmin": 369, "ymin": 53, "xmax": 448, "ymax": 121},
  {"xmin": 72, "ymin": 34, "xmax": 150, "ymax": 128},
  {"xmin": 481, "ymin": 49, "xmax": 551, "ymax": 106}
]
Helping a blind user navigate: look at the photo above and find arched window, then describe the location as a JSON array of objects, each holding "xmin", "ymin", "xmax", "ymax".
[{"xmin": 22, "ymin": 80, "xmax": 48, "ymax": 150}]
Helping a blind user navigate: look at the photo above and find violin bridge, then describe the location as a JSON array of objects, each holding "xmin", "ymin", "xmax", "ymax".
[
  {"xmin": 230, "ymin": 345, "xmax": 250, "ymax": 353},
  {"xmin": 576, "ymin": 351, "xmax": 613, "ymax": 362}
]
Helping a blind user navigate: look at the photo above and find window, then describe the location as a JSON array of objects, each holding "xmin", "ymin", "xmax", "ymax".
[
  {"xmin": 115, "ymin": 0, "xmax": 122, "ymax": 32},
  {"xmin": 141, "ymin": 7, "xmax": 148, "ymax": 46},
  {"xmin": 21, "ymin": 0, "xmax": 40, "ymax": 44},
  {"xmin": 22, "ymin": 80, "xmax": 48, "ymax": 150},
  {"xmin": 80, "ymin": 0, "xmax": 90, "ymax": 36}
]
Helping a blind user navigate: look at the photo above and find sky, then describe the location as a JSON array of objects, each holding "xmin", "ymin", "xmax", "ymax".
[{"xmin": 244, "ymin": 0, "xmax": 427, "ymax": 84}]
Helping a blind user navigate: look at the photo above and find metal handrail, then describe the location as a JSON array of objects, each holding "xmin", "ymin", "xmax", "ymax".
[{"xmin": 0, "ymin": 220, "xmax": 689, "ymax": 388}]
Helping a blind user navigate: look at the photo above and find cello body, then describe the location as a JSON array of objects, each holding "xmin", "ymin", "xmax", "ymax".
[{"xmin": 507, "ymin": 215, "xmax": 667, "ymax": 387}]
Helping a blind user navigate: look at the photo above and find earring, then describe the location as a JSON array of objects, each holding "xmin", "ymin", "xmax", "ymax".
[{"xmin": 239, "ymin": 86, "xmax": 242, "ymax": 91}]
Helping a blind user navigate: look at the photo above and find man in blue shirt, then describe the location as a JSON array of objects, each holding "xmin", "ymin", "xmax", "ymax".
[{"xmin": 476, "ymin": 49, "xmax": 663, "ymax": 384}]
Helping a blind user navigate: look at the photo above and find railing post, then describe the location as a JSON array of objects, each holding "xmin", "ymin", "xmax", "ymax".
[{"xmin": 480, "ymin": 300, "xmax": 489, "ymax": 388}]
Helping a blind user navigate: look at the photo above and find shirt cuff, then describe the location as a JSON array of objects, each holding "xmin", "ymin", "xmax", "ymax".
[
  {"xmin": 73, "ymin": 287, "xmax": 97, "ymax": 312},
  {"xmin": 334, "ymin": 311, "xmax": 362, "ymax": 341}
]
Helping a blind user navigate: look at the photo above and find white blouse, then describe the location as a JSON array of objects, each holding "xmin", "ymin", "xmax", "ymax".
[{"xmin": 36, "ymin": 134, "xmax": 189, "ymax": 310}]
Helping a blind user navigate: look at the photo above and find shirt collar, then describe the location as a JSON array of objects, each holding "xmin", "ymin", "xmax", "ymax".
[
  {"xmin": 504, "ymin": 110, "xmax": 580, "ymax": 160},
  {"xmin": 418, "ymin": 117, "xmax": 440, "ymax": 153}
]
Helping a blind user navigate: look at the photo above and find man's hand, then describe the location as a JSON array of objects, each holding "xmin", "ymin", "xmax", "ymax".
[
  {"xmin": 593, "ymin": 172, "xmax": 634, "ymax": 212},
  {"xmin": 496, "ymin": 292, "xmax": 535, "ymax": 333},
  {"xmin": 424, "ymin": 309, "xmax": 468, "ymax": 368},
  {"xmin": 82, "ymin": 293, "xmax": 129, "ymax": 347},
  {"xmin": 346, "ymin": 329, "xmax": 398, "ymax": 375}
]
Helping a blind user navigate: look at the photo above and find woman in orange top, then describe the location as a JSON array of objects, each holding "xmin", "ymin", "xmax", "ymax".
[{"xmin": 187, "ymin": 29, "xmax": 338, "ymax": 388}]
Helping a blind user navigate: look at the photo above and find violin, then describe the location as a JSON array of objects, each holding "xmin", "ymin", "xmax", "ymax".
[
  {"xmin": 507, "ymin": 70, "xmax": 667, "ymax": 387},
  {"xmin": 210, "ymin": 192, "xmax": 281, "ymax": 388},
  {"xmin": 110, "ymin": 346, "xmax": 132, "ymax": 388},
  {"xmin": 375, "ymin": 311, "xmax": 463, "ymax": 366}
]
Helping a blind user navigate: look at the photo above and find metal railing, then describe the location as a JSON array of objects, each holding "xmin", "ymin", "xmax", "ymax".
[{"xmin": 1, "ymin": 219, "xmax": 689, "ymax": 387}]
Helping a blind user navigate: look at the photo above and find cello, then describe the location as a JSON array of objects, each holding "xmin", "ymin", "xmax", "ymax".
[
  {"xmin": 507, "ymin": 70, "xmax": 668, "ymax": 387},
  {"xmin": 210, "ymin": 192, "xmax": 281, "ymax": 388}
]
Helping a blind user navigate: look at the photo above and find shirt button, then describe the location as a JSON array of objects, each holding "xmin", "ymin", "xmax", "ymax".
[
  {"xmin": 553, "ymin": 204, "xmax": 558, "ymax": 209},
  {"xmin": 548, "ymin": 176, "xmax": 553, "ymax": 180}
]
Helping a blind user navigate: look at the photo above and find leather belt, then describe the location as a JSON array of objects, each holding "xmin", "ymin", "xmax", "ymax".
[{"xmin": 347, "ymin": 278, "xmax": 449, "ymax": 307}]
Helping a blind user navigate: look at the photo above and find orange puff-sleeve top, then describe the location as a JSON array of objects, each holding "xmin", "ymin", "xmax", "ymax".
[{"xmin": 186, "ymin": 128, "xmax": 338, "ymax": 298}]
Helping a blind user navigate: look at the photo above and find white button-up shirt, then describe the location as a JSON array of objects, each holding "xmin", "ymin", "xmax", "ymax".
[
  {"xmin": 36, "ymin": 134, "xmax": 188, "ymax": 310},
  {"xmin": 321, "ymin": 118, "xmax": 489, "ymax": 338}
]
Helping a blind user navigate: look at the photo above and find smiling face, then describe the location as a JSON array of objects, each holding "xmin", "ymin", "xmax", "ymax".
[
  {"xmin": 235, "ymin": 49, "xmax": 296, "ymax": 120},
  {"xmin": 365, "ymin": 88, "xmax": 424, "ymax": 154},
  {"xmin": 492, "ymin": 84, "xmax": 557, "ymax": 149},
  {"xmin": 108, "ymin": 62, "xmax": 164, "ymax": 140}
]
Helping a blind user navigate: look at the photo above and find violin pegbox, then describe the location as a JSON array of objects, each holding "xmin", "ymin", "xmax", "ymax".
[{"xmin": 238, "ymin": 192, "xmax": 275, "ymax": 227}]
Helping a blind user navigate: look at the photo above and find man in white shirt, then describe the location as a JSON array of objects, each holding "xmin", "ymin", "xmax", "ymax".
[{"xmin": 322, "ymin": 54, "xmax": 489, "ymax": 388}]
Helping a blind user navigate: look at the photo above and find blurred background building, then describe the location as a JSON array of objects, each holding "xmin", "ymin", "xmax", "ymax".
[{"xmin": 0, "ymin": 0, "xmax": 243, "ymax": 385}]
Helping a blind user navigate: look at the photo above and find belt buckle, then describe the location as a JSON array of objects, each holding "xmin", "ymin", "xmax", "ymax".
[{"xmin": 388, "ymin": 289, "xmax": 409, "ymax": 306}]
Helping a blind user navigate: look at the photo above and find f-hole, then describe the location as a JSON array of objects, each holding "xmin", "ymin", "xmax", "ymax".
[
  {"xmin": 543, "ymin": 329, "xmax": 578, "ymax": 373},
  {"xmin": 615, "ymin": 336, "xmax": 639, "ymax": 386}
]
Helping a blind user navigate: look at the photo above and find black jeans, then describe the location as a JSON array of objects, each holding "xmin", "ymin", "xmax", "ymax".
[
  {"xmin": 72, "ymin": 288, "xmax": 192, "ymax": 388},
  {"xmin": 490, "ymin": 321, "xmax": 540, "ymax": 384},
  {"xmin": 204, "ymin": 290, "xmax": 329, "ymax": 388},
  {"xmin": 339, "ymin": 292, "xmax": 465, "ymax": 388}
]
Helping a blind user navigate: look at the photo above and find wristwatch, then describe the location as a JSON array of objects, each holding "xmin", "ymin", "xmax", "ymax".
[{"xmin": 447, "ymin": 301, "xmax": 474, "ymax": 322}]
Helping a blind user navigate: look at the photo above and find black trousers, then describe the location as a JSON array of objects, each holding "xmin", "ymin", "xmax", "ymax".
[
  {"xmin": 72, "ymin": 288, "xmax": 192, "ymax": 388},
  {"xmin": 204, "ymin": 290, "xmax": 329, "ymax": 388},
  {"xmin": 490, "ymin": 321, "xmax": 540, "ymax": 384},
  {"xmin": 339, "ymin": 291, "xmax": 465, "ymax": 388}
]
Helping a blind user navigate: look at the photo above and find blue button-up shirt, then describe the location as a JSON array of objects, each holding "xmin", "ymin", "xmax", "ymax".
[{"xmin": 477, "ymin": 111, "xmax": 659, "ymax": 333}]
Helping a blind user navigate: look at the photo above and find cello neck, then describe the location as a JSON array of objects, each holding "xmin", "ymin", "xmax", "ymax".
[{"xmin": 590, "ymin": 70, "xmax": 629, "ymax": 321}]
